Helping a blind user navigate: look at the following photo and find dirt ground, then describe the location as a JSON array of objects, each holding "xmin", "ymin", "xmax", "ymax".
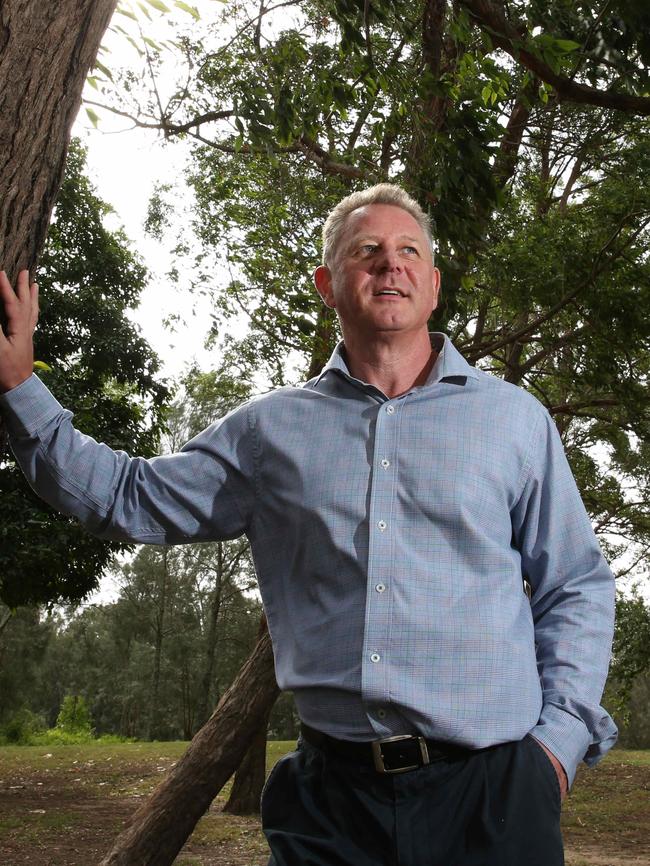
[{"xmin": 0, "ymin": 744, "xmax": 648, "ymax": 865}]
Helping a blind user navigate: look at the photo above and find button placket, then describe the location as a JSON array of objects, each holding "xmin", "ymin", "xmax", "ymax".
[{"xmin": 361, "ymin": 399, "xmax": 398, "ymax": 708}]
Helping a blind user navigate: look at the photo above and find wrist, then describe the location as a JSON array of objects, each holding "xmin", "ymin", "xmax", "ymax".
[{"xmin": 0, "ymin": 370, "xmax": 32, "ymax": 394}]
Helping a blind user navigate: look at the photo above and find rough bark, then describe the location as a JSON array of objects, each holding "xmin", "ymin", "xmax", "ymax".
[
  {"xmin": 0, "ymin": 0, "xmax": 118, "ymax": 282},
  {"xmin": 99, "ymin": 627, "xmax": 280, "ymax": 866},
  {"xmin": 223, "ymin": 615, "xmax": 277, "ymax": 816},
  {"xmin": 222, "ymin": 704, "xmax": 272, "ymax": 815}
]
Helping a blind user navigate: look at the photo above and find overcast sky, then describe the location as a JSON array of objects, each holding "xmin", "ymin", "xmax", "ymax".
[{"xmin": 71, "ymin": 1, "xmax": 224, "ymax": 380}]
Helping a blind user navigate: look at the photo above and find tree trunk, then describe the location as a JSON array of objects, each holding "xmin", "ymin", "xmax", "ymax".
[
  {"xmin": 194, "ymin": 542, "xmax": 224, "ymax": 730},
  {"xmin": 0, "ymin": 0, "xmax": 118, "ymax": 280},
  {"xmin": 147, "ymin": 549, "xmax": 169, "ymax": 740},
  {"xmin": 223, "ymin": 614, "xmax": 277, "ymax": 815},
  {"xmin": 99, "ymin": 627, "xmax": 280, "ymax": 866},
  {"xmin": 222, "ymin": 711, "xmax": 271, "ymax": 815}
]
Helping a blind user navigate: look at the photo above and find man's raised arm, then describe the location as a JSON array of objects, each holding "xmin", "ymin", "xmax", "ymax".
[{"xmin": 0, "ymin": 270, "xmax": 256, "ymax": 545}]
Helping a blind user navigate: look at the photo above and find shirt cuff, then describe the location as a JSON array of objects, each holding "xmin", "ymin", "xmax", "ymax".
[
  {"xmin": 0, "ymin": 373, "xmax": 64, "ymax": 438},
  {"xmin": 529, "ymin": 701, "xmax": 615, "ymax": 788}
]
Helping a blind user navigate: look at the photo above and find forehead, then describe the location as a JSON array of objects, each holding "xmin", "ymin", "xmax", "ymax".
[{"xmin": 345, "ymin": 203, "xmax": 425, "ymax": 240}]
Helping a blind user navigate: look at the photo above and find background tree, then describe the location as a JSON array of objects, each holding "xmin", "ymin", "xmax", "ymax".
[
  {"xmin": 0, "ymin": 549, "xmax": 261, "ymax": 741},
  {"xmin": 0, "ymin": 0, "xmax": 127, "ymax": 611},
  {"xmin": 0, "ymin": 141, "xmax": 168, "ymax": 610}
]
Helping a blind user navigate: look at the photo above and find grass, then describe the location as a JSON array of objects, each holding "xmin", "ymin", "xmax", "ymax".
[
  {"xmin": 561, "ymin": 747, "xmax": 650, "ymax": 863},
  {"xmin": 0, "ymin": 740, "xmax": 646, "ymax": 866}
]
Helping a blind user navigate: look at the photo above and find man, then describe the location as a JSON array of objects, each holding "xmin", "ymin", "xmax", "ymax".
[{"xmin": 0, "ymin": 184, "xmax": 616, "ymax": 865}]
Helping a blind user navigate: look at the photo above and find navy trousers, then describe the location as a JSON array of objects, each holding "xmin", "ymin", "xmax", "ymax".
[{"xmin": 262, "ymin": 734, "xmax": 564, "ymax": 866}]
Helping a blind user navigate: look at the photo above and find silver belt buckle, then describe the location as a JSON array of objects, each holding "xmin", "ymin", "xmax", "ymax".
[{"xmin": 371, "ymin": 734, "xmax": 430, "ymax": 774}]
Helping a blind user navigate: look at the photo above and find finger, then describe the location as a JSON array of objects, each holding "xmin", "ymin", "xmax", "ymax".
[
  {"xmin": 16, "ymin": 269, "xmax": 31, "ymax": 300},
  {"xmin": 30, "ymin": 282, "xmax": 39, "ymax": 330},
  {"xmin": 0, "ymin": 270, "xmax": 15, "ymax": 303}
]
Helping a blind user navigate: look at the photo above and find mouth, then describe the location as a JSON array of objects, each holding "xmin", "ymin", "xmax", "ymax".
[{"xmin": 373, "ymin": 288, "xmax": 406, "ymax": 297}]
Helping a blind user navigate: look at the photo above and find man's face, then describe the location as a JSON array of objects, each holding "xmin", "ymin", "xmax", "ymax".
[{"xmin": 314, "ymin": 204, "xmax": 440, "ymax": 343}]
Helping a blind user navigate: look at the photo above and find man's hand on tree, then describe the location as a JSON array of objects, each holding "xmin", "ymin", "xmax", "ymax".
[{"xmin": 0, "ymin": 269, "xmax": 39, "ymax": 393}]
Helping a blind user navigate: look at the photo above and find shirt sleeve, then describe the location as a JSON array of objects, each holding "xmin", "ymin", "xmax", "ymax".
[
  {"xmin": 511, "ymin": 407, "xmax": 618, "ymax": 787},
  {"xmin": 0, "ymin": 374, "xmax": 257, "ymax": 544}
]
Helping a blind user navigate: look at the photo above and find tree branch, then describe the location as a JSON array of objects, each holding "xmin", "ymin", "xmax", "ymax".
[
  {"xmin": 298, "ymin": 134, "xmax": 375, "ymax": 180},
  {"xmin": 459, "ymin": 0, "xmax": 650, "ymax": 115},
  {"xmin": 470, "ymin": 211, "xmax": 649, "ymax": 360},
  {"xmin": 493, "ymin": 86, "xmax": 534, "ymax": 186},
  {"xmin": 548, "ymin": 397, "xmax": 619, "ymax": 416},
  {"xmin": 83, "ymin": 99, "xmax": 234, "ymax": 135}
]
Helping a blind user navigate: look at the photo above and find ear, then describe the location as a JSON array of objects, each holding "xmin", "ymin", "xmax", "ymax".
[
  {"xmin": 313, "ymin": 265, "xmax": 336, "ymax": 308},
  {"xmin": 431, "ymin": 267, "xmax": 441, "ymax": 312}
]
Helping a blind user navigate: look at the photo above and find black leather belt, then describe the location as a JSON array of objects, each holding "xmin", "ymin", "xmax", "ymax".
[{"xmin": 300, "ymin": 723, "xmax": 469, "ymax": 775}]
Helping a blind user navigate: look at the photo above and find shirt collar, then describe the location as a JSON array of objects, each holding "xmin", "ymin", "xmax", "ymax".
[{"xmin": 312, "ymin": 333, "xmax": 479, "ymax": 389}]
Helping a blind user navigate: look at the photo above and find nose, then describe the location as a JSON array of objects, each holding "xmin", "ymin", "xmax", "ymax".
[{"xmin": 375, "ymin": 247, "xmax": 402, "ymax": 273}]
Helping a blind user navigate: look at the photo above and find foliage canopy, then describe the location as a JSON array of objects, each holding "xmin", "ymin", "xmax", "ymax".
[{"xmin": 0, "ymin": 141, "xmax": 169, "ymax": 609}]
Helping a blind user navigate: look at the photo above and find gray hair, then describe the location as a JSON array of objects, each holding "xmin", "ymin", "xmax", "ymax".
[{"xmin": 321, "ymin": 183, "xmax": 434, "ymax": 266}]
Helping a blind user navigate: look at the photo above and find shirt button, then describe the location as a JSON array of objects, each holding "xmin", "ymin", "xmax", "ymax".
[
  {"xmin": 377, "ymin": 520, "xmax": 387, "ymax": 531},
  {"xmin": 381, "ymin": 458, "xmax": 390, "ymax": 469},
  {"xmin": 377, "ymin": 709, "xmax": 386, "ymax": 719},
  {"xmin": 370, "ymin": 652, "xmax": 381, "ymax": 663},
  {"xmin": 386, "ymin": 405, "xmax": 395, "ymax": 414},
  {"xmin": 376, "ymin": 583, "xmax": 386, "ymax": 593}
]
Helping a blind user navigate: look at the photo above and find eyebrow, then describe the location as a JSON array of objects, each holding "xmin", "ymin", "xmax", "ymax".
[{"xmin": 349, "ymin": 234, "xmax": 422, "ymax": 248}]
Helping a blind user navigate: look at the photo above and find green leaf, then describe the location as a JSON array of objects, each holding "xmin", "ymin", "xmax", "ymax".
[
  {"xmin": 33, "ymin": 360, "xmax": 53, "ymax": 373},
  {"xmin": 85, "ymin": 107, "xmax": 100, "ymax": 128},
  {"xmin": 174, "ymin": 0, "xmax": 200, "ymax": 19},
  {"xmin": 86, "ymin": 76, "xmax": 99, "ymax": 90},
  {"xmin": 555, "ymin": 39, "xmax": 581, "ymax": 53},
  {"xmin": 93, "ymin": 60, "xmax": 114, "ymax": 83},
  {"xmin": 145, "ymin": 0, "xmax": 171, "ymax": 10},
  {"xmin": 126, "ymin": 35, "xmax": 145, "ymax": 55},
  {"xmin": 117, "ymin": 6, "xmax": 138, "ymax": 20},
  {"xmin": 481, "ymin": 85, "xmax": 491, "ymax": 105},
  {"xmin": 136, "ymin": 1, "xmax": 152, "ymax": 19}
]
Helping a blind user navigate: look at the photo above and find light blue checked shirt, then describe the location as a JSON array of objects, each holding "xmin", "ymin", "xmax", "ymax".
[{"xmin": 1, "ymin": 333, "xmax": 617, "ymax": 784}]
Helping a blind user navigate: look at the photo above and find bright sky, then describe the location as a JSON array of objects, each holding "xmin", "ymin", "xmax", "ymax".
[
  {"xmin": 71, "ymin": 2, "xmax": 233, "ymax": 603},
  {"xmin": 71, "ymin": 1, "xmax": 226, "ymax": 380}
]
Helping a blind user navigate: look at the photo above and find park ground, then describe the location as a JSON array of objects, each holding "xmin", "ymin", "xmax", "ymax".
[{"xmin": 0, "ymin": 742, "xmax": 648, "ymax": 865}]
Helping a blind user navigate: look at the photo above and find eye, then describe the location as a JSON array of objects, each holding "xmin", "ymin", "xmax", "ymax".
[
  {"xmin": 402, "ymin": 245, "xmax": 419, "ymax": 255},
  {"xmin": 359, "ymin": 244, "xmax": 377, "ymax": 254}
]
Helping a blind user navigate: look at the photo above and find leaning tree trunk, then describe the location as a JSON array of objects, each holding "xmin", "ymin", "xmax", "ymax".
[
  {"xmin": 100, "ymin": 627, "xmax": 280, "ymax": 866},
  {"xmin": 223, "ymin": 614, "xmax": 277, "ymax": 815},
  {"xmin": 0, "ymin": 0, "xmax": 118, "ymax": 279},
  {"xmin": 222, "ymin": 709, "xmax": 273, "ymax": 816}
]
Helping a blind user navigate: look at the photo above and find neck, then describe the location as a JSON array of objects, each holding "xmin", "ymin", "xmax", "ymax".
[{"xmin": 342, "ymin": 329, "xmax": 437, "ymax": 398}]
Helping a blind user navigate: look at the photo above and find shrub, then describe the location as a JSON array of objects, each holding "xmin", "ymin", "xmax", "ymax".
[
  {"xmin": 1, "ymin": 708, "xmax": 45, "ymax": 744},
  {"xmin": 56, "ymin": 695, "xmax": 93, "ymax": 735}
]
